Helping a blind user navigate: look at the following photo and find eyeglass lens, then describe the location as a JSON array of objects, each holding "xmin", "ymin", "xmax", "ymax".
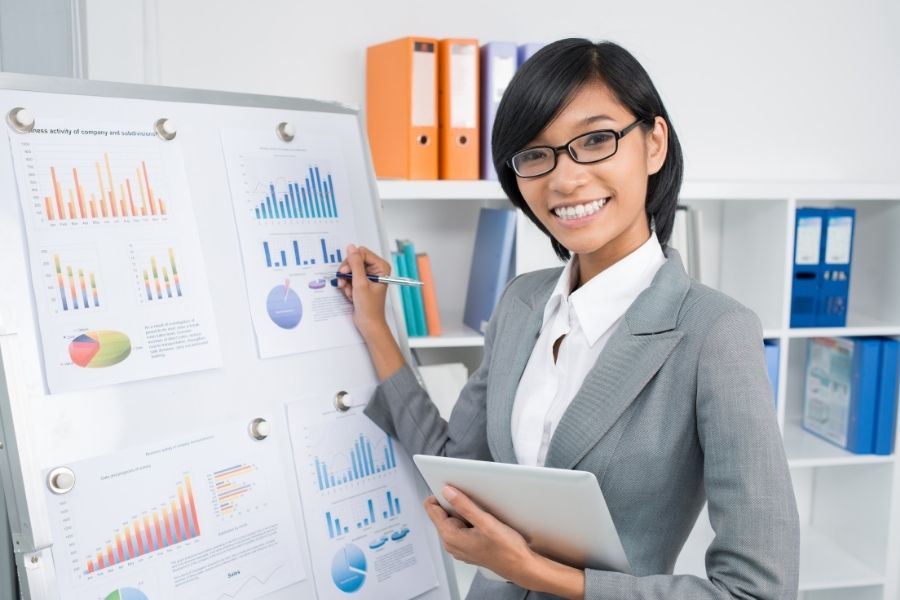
[{"xmin": 512, "ymin": 130, "xmax": 619, "ymax": 177}]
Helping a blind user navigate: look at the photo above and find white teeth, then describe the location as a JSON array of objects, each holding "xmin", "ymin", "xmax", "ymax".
[{"xmin": 554, "ymin": 198, "xmax": 607, "ymax": 220}]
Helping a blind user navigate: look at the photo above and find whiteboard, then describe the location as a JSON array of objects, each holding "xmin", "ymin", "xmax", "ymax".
[{"xmin": 0, "ymin": 73, "xmax": 456, "ymax": 600}]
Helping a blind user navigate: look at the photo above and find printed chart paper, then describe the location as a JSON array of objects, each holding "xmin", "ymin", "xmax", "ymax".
[
  {"xmin": 43, "ymin": 420, "xmax": 306, "ymax": 600},
  {"xmin": 220, "ymin": 128, "xmax": 362, "ymax": 358},
  {"xmin": 287, "ymin": 389, "xmax": 439, "ymax": 600},
  {"xmin": 8, "ymin": 120, "xmax": 221, "ymax": 393}
]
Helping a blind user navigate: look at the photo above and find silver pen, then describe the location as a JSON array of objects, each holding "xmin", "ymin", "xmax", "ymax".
[{"xmin": 334, "ymin": 272, "xmax": 424, "ymax": 287}]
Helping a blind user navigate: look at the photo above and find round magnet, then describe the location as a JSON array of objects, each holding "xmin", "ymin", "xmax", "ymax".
[
  {"xmin": 334, "ymin": 390, "xmax": 352, "ymax": 412},
  {"xmin": 47, "ymin": 466, "xmax": 76, "ymax": 495},
  {"xmin": 6, "ymin": 107, "xmax": 35, "ymax": 133},
  {"xmin": 248, "ymin": 417, "xmax": 271, "ymax": 440},
  {"xmin": 154, "ymin": 118, "xmax": 177, "ymax": 140},
  {"xmin": 276, "ymin": 122, "xmax": 295, "ymax": 142}
]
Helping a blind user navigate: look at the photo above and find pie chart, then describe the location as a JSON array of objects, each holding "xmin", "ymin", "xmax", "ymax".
[
  {"xmin": 331, "ymin": 543, "xmax": 367, "ymax": 593},
  {"xmin": 267, "ymin": 280, "xmax": 302, "ymax": 329},
  {"xmin": 104, "ymin": 588, "xmax": 149, "ymax": 600},
  {"xmin": 68, "ymin": 330, "xmax": 131, "ymax": 368}
]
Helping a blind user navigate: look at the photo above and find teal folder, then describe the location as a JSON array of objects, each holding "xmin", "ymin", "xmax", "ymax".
[
  {"xmin": 392, "ymin": 251, "xmax": 416, "ymax": 337},
  {"xmin": 397, "ymin": 239, "xmax": 428, "ymax": 336}
]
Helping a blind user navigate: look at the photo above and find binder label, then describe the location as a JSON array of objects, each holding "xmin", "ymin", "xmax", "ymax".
[
  {"xmin": 412, "ymin": 44, "xmax": 437, "ymax": 127},
  {"xmin": 824, "ymin": 216, "xmax": 853, "ymax": 264},
  {"xmin": 492, "ymin": 56, "xmax": 517, "ymax": 102},
  {"xmin": 795, "ymin": 216, "xmax": 822, "ymax": 265},
  {"xmin": 450, "ymin": 44, "xmax": 478, "ymax": 128}
]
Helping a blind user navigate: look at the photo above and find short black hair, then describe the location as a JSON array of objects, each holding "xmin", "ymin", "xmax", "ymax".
[{"xmin": 492, "ymin": 38, "xmax": 684, "ymax": 261}]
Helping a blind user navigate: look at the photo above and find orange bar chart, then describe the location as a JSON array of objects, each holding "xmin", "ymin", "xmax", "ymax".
[
  {"xmin": 84, "ymin": 475, "xmax": 200, "ymax": 574},
  {"xmin": 211, "ymin": 464, "xmax": 258, "ymax": 517},
  {"xmin": 42, "ymin": 153, "xmax": 168, "ymax": 223}
]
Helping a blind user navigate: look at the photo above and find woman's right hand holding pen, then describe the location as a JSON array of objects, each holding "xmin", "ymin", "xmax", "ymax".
[{"xmin": 337, "ymin": 244, "xmax": 405, "ymax": 380}]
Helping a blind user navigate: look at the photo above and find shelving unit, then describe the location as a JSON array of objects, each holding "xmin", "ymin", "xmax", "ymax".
[{"xmin": 377, "ymin": 179, "xmax": 900, "ymax": 599}]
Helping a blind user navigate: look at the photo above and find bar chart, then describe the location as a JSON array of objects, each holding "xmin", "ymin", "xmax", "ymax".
[
  {"xmin": 21, "ymin": 141, "xmax": 171, "ymax": 226},
  {"xmin": 325, "ymin": 489, "xmax": 403, "ymax": 539},
  {"xmin": 262, "ymin": 236, "xmax": 344, "ymax": 268},
  {"xmin": 46, "ymin": 251, "xmax": 102, "ymax": 313},
  {"xmin": 130, "ymin": 245, "xmax": 184, "ymax": 302},
  {"xmin": 253, "ymin": 167, "xmax": 339, "ymax": 222},
  {"xmin": 84, "ymin": 474, "xmax": 201, "ymax": 574},
  {"xmin": 314, "ymin": 433, "xmax": 397, "ymax": 492},
  {"xmin": 209, "ymin": 463, "xmax": 260, "ymax": 518}
]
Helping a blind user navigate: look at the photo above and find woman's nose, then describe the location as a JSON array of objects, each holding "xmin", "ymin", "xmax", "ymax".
[{"xmin": 547, "ymin": 151, "xmax": 589, "ymax": 196}]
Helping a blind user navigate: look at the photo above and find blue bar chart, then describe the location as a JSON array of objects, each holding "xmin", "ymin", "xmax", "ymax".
[
  {"xmin": 262, "ymin": 237, "xmax": 343, "ymax": 268},
  {"xmin": 314, "ymin": 433, "xmax": 397, "ymax": 491},
  {"xmin": 325, "ymin": 489, "xmax": 403, "ymax": 539},
  {"xmin": 253, "ymin": 167, "xmax": 338, "ymax": 222}
]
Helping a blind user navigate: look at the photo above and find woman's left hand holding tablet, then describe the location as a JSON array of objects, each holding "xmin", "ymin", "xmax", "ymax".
[
  {"xmin": 424, "ymin": 487, "xmax": 535, "ymax": 585},
  {"xmin": 424, "ymin": 487, "xmax": 586, "ymax": 599}
]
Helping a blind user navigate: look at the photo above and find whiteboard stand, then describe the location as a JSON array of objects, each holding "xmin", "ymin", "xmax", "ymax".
[
  {"xmin": 0, "ymin": 484, "xmax": 17, "ymax": 599},
  {"xmin": 0, "ymin": 336, "xmax": 58, "ymax": 599}
]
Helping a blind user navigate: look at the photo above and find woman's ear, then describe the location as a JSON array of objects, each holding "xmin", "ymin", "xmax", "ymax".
[{"xmin": 646, "ymin": 116, "xmax": 668, "ymax": 176}]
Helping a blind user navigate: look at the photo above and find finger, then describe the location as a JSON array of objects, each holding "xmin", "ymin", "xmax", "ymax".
[
  {"xmin": 442, "ymin": 486, "xmax": 491, "ymax": 529},
  {"xmin": 345, "ymin": 245, "xmax": 370, "ymax": 286},
  {"xmin": 354, "ymin": 245, "xmax": 392, "ymax": 276},
  {"xmin": 424, "ymin": 498, "xmax": 450, "ymax": 526}
]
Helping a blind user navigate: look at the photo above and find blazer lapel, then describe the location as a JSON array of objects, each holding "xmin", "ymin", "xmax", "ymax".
[
  {"xmin": 543, "ymin": 328, "xmax": 683, "ymax": 469},
  {"xmin": 486, "ymin": 288, "xmax": 551, "ymax": 465},
  {"xmin": 543, "ymin": 248, "xmax": 692, "ymax": 470}
]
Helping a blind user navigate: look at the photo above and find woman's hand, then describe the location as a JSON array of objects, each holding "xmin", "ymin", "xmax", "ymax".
[
  {"xmin": 336, "ymin": 244, "xmax": 405, "ymax": 381},
  {"xmin": 424, "ymin": 486, "xmax": 536, "ymax": 584},
  {"xmin": 336, "ymin": 244, "xmax": 392, "ymax": 337},
  {"xmin": 424, "ymin": 486, "xmax": 586, "ymax": 599}
]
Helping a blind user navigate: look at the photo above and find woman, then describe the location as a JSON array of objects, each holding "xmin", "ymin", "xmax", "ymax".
[{"xmin": 338, "ymin": 38, "xmax": 799, "ymax": 600}]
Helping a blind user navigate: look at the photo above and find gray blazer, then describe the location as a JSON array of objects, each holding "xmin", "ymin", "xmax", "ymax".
[{"xmin": 365, "ymin": 249, "xmax": 800, "ymax": 600}]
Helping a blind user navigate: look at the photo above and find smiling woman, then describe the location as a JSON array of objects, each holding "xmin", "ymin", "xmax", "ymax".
[
  {"xmin": 494, "ymin": 40, "xmax": 682, "ymax": 282},
  {"xmin": 338, "ymin": 38, "xmax": 799, "ymax": 600}
]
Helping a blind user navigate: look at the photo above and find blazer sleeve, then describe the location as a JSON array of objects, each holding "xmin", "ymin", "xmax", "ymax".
[
  {"xmin": 583, "ymin": 307, "xmax": 800, "ymax": 600},
  {"xmin": 363, "ymin": 284, "xmax": 510, "ymax": 462}
]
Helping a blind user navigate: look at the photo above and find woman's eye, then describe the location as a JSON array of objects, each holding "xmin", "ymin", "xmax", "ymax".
[
  {"xmin": 583, "ymin": 132, "xmax": 614, "ymax": 146},
  {"xmin": 518, "ymin": 149, "xmax": 548, "ymax": 163}
]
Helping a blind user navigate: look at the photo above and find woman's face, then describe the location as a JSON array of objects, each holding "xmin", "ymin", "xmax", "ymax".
[{"xmin": 516, "ymin": 82, "xmax": 668, "ymax": 278}]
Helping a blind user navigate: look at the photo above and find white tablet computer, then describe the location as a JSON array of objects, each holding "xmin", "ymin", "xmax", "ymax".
[{"xmin": 413, "ymin": 454, "xmax": 631, "ymax": 575}]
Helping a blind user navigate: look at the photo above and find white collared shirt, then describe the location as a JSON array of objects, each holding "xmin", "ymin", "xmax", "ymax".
[{"xmin": 510, "ymin": 233, "xmax": 666, "ymax": 466}]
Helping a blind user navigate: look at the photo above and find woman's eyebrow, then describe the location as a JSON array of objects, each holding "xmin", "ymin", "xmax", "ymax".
[{"xmin": 578, "ymin": 114, "xmax": 616, "ymax": 127}]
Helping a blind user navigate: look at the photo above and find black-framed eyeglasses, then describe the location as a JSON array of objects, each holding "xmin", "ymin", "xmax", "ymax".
[{"xmin": 507, "ymin": 118, "xmax": 647, "ymax": 178}]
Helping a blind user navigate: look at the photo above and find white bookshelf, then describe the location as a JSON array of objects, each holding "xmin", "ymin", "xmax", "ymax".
[{"xmin": 378, "ymin": 179, "xmax": 900, "ymax": 599}]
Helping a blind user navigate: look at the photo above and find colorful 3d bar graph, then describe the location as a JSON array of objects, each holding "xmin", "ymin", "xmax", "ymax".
[
  {"xmin": 142, "ymin": 248, "xmax": 182, "ymax": 301},
  {"xmin": 84, "ymin": 475, "xmax": 200, "ymax": 574},
  {"xmin": 54, "ymin": 254, "xmax": 100, "ymax": 311}
]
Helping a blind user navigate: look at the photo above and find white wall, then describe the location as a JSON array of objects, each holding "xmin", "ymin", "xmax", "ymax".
[{"xmin": 84, "ymin": 0, "xmax": 900, "ymax": 184}]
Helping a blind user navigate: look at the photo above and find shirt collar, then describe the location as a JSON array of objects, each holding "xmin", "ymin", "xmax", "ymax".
[{"xmin": 542, "ymin": 232, "xmax": 666, "ymax": 346}]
